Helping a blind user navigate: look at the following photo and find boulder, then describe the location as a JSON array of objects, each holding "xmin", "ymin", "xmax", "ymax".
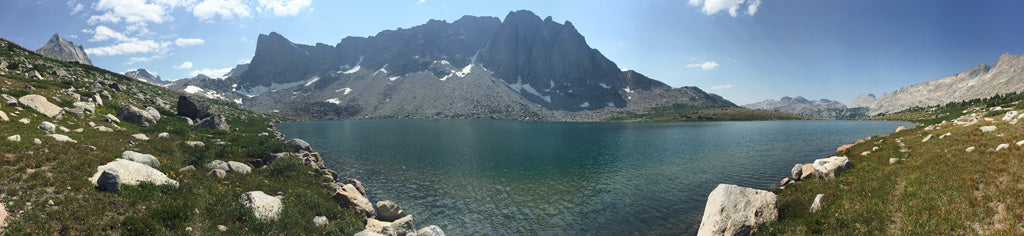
[
  {"xmin": 191, "ymin": 114, "xmax": 229, "ymax": 131},
  {"xmin": 980, "ymin": 126, "xmax": 997, "ymax": 132},
  {"xmin": 264, "ymin": 152, "xmax": 289, "ymax": 163},
  {"xmin": 894, "ymin": 126, "xmax": 906, "ymax": 133},
  {"xmin": 62, "ymin": 107, "xmax": 85, "ymax": 118},
  {"xmin": 1002, "ymin": 111, "xmax": 1019, "ymax": 122},
  {"xmin": 47, "ymin": 134, "xmax": 77, "ymax": 143},
  {"xmin": 116, "ymin": 105, "xmax": 157, "ymax": 127},
  {"xmin": 381, "ymin": 215, "xmax": 415, "ymax": 236},
  {"xmin": 176, "ymin": 95, "xmax": 213, "ymax": 120},
  {"xmin": 121, "ymin": 150, "xmax": 160, "ymax": 167},
  {"xmin": 285, "ymin": 138, "xmax": 313, "ymax": 152},
  {"xmin": 239, "ymin": 191, "xmax": 283, "ymax": 221},
  {"xmin": 145, "ymin": 106, "xmax": 161, "ymax": 120},
  {"xmin": 7, "ymin": 135, "xmax": 20, "ymax": 142},
  {"xmin": 333, "ymin": 184, "xmax": 376, "ymax": 217},
  {"xmin": 102, "ymin": 114, "xmax": 120, "ymax": 123},
  {"xmin": 996, "ymin": 143, "xmax": 1010, "ymax": 151},
  {"xmin": 314, "ymin": 216, "xmax": 329, "ymax": 227},
  {"xmin": 206, "ymin": 160, "xmax": 230, "ymax": 171},
  {"xmin": 810, "ymin": 194, "xmax": 826, "ymax": 213},
  {"xmin": 182, "ymin": 117, "xmax": 194, "ymax": 126},
  {"xmin": 73, "ymin": 102, "xmax": 95, "ymax": 113},
  {"xmin": 697, "ymin": 184, "xmax": 778, "ymax": 236},
  {"xmin": 376, "ymin": 200, "xmax": 407, "ymax": 222},
  {"xmin": 416, "ymin": 225, "xmax": 446, "ymax": 236},
  {"xmin": 208, "ymin": 169, "xmax": 227, "ymax": 178},
  {"xmin": 800, "ymin": 164, "xmax": 814, "ymax": 180},
  {"xmin": 790, "ymin": 164, "xmax": 802, "ymax": 180},
  {"xmin": 1017, "ymin": 140, "xmax": 1024, "ymax": 146},
  {"xmin": 343, "ymin": 178, "xmax": 367, "ymax": 196},
  {"xmin": 97, "ymin": 170, "xmax": 121, "ymax": 193},
  {"xmin": 921, "ymin": 134, "xmax": 933, "ymax": 142},
  {"xmin": 93, "ymin": 93, "xmax": 103, "ymax": 106},
  {"xmin": 38, "ymin": 121, "xmax": 56, "ymax": 132},
  {"xmin": 836, "ymin": 143, "xmax": 854, "ymax": 152},
  {"xmin": 812, "ymin": 156, "xmax": 850, "ymax": 180},
  {"xmin": 131, "ymin": 133, "xmax": 150, "ymax": 140},
  {"xmin": 18, "ymin": 94, "xmax": 63, "ymax": 118},
  {"xmin": 227, "ymin": 161, "xmax": 252, "ymax": 174},
  {"xmin": 0, "ymin": 110, "xmax": 7, "ymax": 121},
  {"xmin": 88, "ymin": 159, "xmax": 178, "ymax": 188}
]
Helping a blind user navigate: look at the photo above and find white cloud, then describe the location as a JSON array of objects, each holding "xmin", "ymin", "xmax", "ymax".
[
  {"xmin": 711, "ymin": 84, "xmax": 733, "ymax": 90},
  {"xmin": 190, "ymin": 67, "xmax": 233, "ymax": 77},
  {"xmin": 688, "ymin": 0, "xmax": 761, "ymax": 17},
  {"xmin": 86, "ymin": 39, "xmax": 168, "ymax": 56},
  {"xmin": 174, "ymin": 61, "xmax": 193, "ymax": 69},
  {"xmin": 193, "ymin": 0, "xmax": 251, "ymax": 20},
  {"xmin": 417, "ymin": 0, "xmax": 426, "ymax": 3},
  {"xmin": 89, "ymin": 25, "xmax": 129, "ymax": 42},
  {"xmin": 90, "ymin": 0, "xmax": 169, "ymax": 24},
  {"xmin": 70, "ymin": 3, "xmax": 84, "ymax": 15},
  {"xmin": 686, "ymin": 61, "xmax": 720, "ymax": 70},
  {"xmin": 257, "ymin": 0, "xmax": 312, "ymax": 17},
  {"xmin": 174, "ymin": 38, "xmax": 205, "ymax": 47}
]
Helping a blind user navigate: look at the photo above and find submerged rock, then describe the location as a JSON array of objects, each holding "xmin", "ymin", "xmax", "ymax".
[{"xmin": 697, "ymin": 184, "xmax": 778, "ymax": 236}]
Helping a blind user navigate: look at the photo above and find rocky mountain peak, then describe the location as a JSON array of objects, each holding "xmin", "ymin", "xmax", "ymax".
[
  {"xmin": 124, "ymin": 69, "xmax": 165, "ymax": 85},
  {"xmin": 849, "ymin": 93, "xmax": 876, "ymax": 108},
  {"xmin": 35, "ymin": 33, "xmax": 92, "ymax": 65}
]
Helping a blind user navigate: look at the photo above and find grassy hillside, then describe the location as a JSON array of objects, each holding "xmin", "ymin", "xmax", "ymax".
[
  {"xmin": 0, "ymin": 38, "xmax": 363, "ymax": 234},
  {"xmin": 606, "ymin": 104, "xmax": 809, "ymax": 122},
  {"xmin": 762, "ymin": 94, "xmax": 1024, "ymax": 234}
]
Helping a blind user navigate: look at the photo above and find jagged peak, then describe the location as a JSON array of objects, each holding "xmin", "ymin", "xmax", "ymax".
[
  {"xmin": 504, "ymin": 10, "xmax": 542, "ymax": 23},
  {"xmin": 49, "ymin": 33, "xmax": 65, "ymax": 42}
]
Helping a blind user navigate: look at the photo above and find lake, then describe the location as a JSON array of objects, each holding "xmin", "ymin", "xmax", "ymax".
[{"xmin": 276, "ymin": 119, "xmax": 913, "ymax": 235}]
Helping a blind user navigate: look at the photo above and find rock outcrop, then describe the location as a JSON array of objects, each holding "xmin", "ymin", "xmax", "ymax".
[
  {"xmin": 333, "ymin": 184, "xmax": 376, "ymax": 218},
  {"xmin": 88, "ymin": 159, "xmax": 179, "ymax": 188},
  {"xmin": 176, "ymin": 95, "xmax": 214, "ymax": 120},
  {"xmin": 18, "ymin": 94, "xmax": 63, "ymax": 118},
  {"xmin": 35, "ymin": 33, "xmax": 92, "ymax": 65},
  {"xmin": 116, "ymin": 105, "xmax": 157, "ymax": 127},
  {"xmin": 870, "ymin": 53, "xmax": 1024, "ymax": 115},
  {"xmin": 697, "ymin": 184, "xmax": 778, "ymax": 236},
  {"xmin": 124, "ymin": 69, "xmax": 165, "ymax": 85},
  {"xmin": 239, "ymin": 191, "xmax": 283, "ymax": 221}
]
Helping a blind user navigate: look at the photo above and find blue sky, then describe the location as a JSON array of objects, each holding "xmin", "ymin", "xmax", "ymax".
[{"xmin": 1, "ymin": 0, "xmax": 1023, "ymax": 105}]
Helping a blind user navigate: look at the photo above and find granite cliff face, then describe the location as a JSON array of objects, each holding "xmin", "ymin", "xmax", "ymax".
[
  {"xmin": 124, "ymin": 69, "xmax": 165, "ymax": 85},
  {"xmin": 35, "ymin": 33, "xmax": 92, "ymax": 65},
  {"xmin": 194, "ymin": 10, "xmax": 734, "ymax": 121},
  {"xmin": 743, "ymin": 96, "xmax": 868, "ymax": 119},
  {"xmin": 848, "ymin": 93, "xmax": 876, "ymax": 108},
  {"xmin": 869, "ymin": 53, "xmax": 1024, "ymax": 115}
]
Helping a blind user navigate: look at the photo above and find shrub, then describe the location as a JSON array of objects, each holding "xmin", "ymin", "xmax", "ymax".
[
  {"xmin": 984, "ymin": 109, "xmax": 1009, "ymax": 117},
  {"xmin": 120, "ymin": 215, "xmax": 162, "ymax": 236}
]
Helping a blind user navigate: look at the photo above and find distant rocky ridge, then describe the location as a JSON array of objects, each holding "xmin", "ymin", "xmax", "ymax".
[
  {"xmin": 177, "ymin": 10, "xmax": 734, "ymax": 121},
  {"xmin": 35, "ymin": 33, "xmax": 92, "ymax": 65},
  {"xmin": 166, "ymin": 64, "xmax": 248, "ymax": 105},
  {"xmin": 848, "ymin": 93, "xmax": 876, "ymax": 108},
  {"xmin": 743, "ymin": 96, "xmax": 868, "ymax": 119},
  {"xmin": 869, "ymin": 53, "xmax": 1024, "ymax": 115},
  {"xmin": 124, "ymin": 69, "xmax": 166, "ymax": 85}
]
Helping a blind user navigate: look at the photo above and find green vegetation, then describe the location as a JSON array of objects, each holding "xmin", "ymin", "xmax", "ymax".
[
  {"xmin": 0, "ymin": 38, "xmax": 362, "ymax": 235},
  {"xmin": 764, "ymin": 93, "xmax": 1024, "ymax": 235},
  {"xmin": 606, "ymin": 104, "xmax": 809, "ymax": 122}
]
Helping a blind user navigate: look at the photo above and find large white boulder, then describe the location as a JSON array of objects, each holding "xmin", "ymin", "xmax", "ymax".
[
  {"xmin": 239, "ymin": 191, "xmax": 283, "ymax": 221},
  {"xmin": 87, "ymin": 159, "xmax": 178, "ymax": 188},
  {"xmin": 697, "ymin": 184, "xmax": 778, "ymax": 236},
  {"xmin": 812, "ymin": 156, "xmax": 850, "ymax": 180},
  {"xmin": 18, "ymin": 94, "xmax": 63, "ymax": 118}
]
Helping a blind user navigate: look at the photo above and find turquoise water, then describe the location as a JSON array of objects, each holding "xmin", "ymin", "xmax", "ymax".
[{"xmin": 277, "ymin": 119, "xmax": 913, "ymax": 235}]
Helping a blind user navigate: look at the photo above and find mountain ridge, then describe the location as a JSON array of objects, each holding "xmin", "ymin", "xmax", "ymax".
[
  {"xmin": 869, "ymin": 53, "xmax": 1024, "ymax": 115},
  {"xmin": 35, "ymin": 33, "xmax": 92, "ymax": 65}
]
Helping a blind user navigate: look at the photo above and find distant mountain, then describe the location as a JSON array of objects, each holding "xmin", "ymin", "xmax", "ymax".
[
  {"xmin": 124, "ymin": 69, "xmax": 165, "ymax": 85},
  {"xmin": 870, "ymin": 53, "xmax": 1024, "ymax": 115},
  {"xmin": 35, "ymin": 33, "xmax": 92, "ymax": 65},
  {"xmin": 848, "ymin": 93, "xmax": 876, "ymax": 108},
  {"xmin": 195, "ymin": 10, "xmax": 735, "ymax": 121},
  {"xmin": 166, "ymin": 64, "xmax": 248, "ymax": 105},
  {"xmin": 743, "ymin": 96, "xmax": 868, "ymax": 119}
]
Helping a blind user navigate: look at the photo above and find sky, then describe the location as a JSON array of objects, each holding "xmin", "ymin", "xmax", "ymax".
[{"xmin": 1, "ymin": 0, "xmax": 1023, "ymax": 105}]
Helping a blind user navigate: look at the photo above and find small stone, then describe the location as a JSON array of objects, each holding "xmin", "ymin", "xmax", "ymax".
[
  {"xmin": 889, "ymin": 158, "xmax": 898, "ymax": 164},
  {"xmin": 58, "ymin": 126, "xmax": 70, "ymax": 132},
  {"xmin": 19, "ymin": 118, "xmax": 30, "ymax": 124},
  {"xmin": 779, "ymin": 177, "xmax": 790, "ymax": 187},
  {"xmin": 313, "ymin": 216, "xmax": 329, "ymax": 227},
  {"xmin": 33, "ymin": 138, "xmax": 42, "ymax": 144},
  {"xmin": 939, "ymin": 132, "xmax": 951, "ymax": 139},
  {"xmin": 178, "ymin": 165, "xmax": 196, "ymax": 172},
  {"xmin": 966, "ymin": 146, "xmax": 976, "ymax": 152},
  {"xmin": 7, "ymin": 135, "xmax": 21, "ymax": 142},
  {"xmin": 872, "ymin": 146, "xmax": 879, "ymax": 151},
  {"xmin": 206, "ymin": 160, "xmax": 230, "ymax": 171},
  {"xmin": 73, "ymin": 128, "xmax": 83, "ymax": 132},
  {"xmin": 895, "ymin": 126, "xmax": 906, "ymax": 133},
  {"xmin": 102, "ymin": 114, "xmax": 120, "ymax": 123},
  {"xmin": 921, "ymin": 134, "xmax": 933, "ymax": 142},
  {"xmin": 47, "ymin": 134, "xmax": 77, "ymax": 143},
  {"xmin": 185, "ymin": 141, "xmax": 204, "ymax": 147},
  {"xmin": 95, "ymin": 126, "xmax": 113, "ymax": 132},
  {"xmin": 860, "ymin": 151, "xmax": 871, "ymax": 156},
  {"xmin": 217, "ymin": 225, "xmax": 228, "ymax": 231},
  {"xmin": 996, "ymin": 143, "xmax": 1010, "ymax": 151},
  {"xmin": 158, "ymin": 132, "xmax": 169, "ymax": 138},
  {"xmin": 131, "ymin": 133, "xmax": 149, "ymax": 140},
  {"xmin": 227, "ymin": 161, "xmax": 252, "ymax": 174},
  {"xmin": 980, "ymin": 126, "xmax": 997, "ymax": 132},
  {"xmin": 416, "ymin": 225, "xmax": 446, "ymax": 236},
  {"xmin": 809, "ymin": 194, "xmax": 825, "ymax": 213},
  {"xmin": 1016, "ymin": 140, "xmax": 1024, "ymax": 146},
  {"xmin": 38, "ymin": 121, "xmax": 56, "ymax": 132},
  {"xmin": 208, "ymin": 169, "xmax": 227, "ymax": 179}
]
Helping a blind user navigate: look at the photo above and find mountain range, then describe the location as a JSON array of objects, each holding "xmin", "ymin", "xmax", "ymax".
[
  {"xmin": 742, "ymin": 96, "xmax": 868, "ymax": 119},
  {"xmin": 35, "ymin": 33, "xmax": 92, "ymax": 65},
  {"xmin": 124, "ymin": 69, "xmax": 167, "ymax": 85},
  {"xmin": 170, "ymin": 10, "xmax": 735, "ymax": 121}
]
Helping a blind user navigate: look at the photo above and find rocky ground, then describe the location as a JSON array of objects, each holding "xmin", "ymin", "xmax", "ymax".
[{"xmin": 0, "ymin": 38, "xmax": 443, "ymax": 235}]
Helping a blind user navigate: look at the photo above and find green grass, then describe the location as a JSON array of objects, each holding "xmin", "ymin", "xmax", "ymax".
[
  {"xmin": 0, "ymin": 37, "xmax": 362, "ymax": 235},
  {"xmin": 763, "ymin": 95, "xmax": 1024, "ymax": 235}
]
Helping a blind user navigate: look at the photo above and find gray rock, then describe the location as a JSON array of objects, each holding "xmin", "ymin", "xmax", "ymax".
[
  {"xmin": 33, "ymin": 138, "xmax": 41, "ymax": 145},
  {"xmin": 217, "ymin": 225, "xmax": 228, "ymax": 231},
  {"xmin": 192, "ymin": 114, "xmax": 229, "ymax": 131},
  {"xmin": 313, "ymin": 216, "xmax": 329, "ymax": 227},
  {"xmin": 697, "ymin": 184, "xmax": 778, "ymax": 236},
  {"xmin": 381, "ymin": 215, "xmax": 415, "ymax": 236},
  {"xmin": 208, "ymin": 169, "xmax": 227, "ymax": 178},
  {"xmin": 790, "ymin": 164, "xmax": 803, "ymax": 180},
  {"xmin": 35, "ymin": 33, "xmax": 92, "ymax": 65},
  {"xmin": 354, "ymin": 231, "xmax": 386, "ymax": 236},
  {"xmin": 178, "ymin": 165, "xmax": 196, "ymax": 172},
  {"xmin": 996, "ymin": 143, "xmax": 1010, "ymax": 151},
  {"xmin": 93, "ymin": 93, "xmax": 103, "ymax": 106},
  {"xmin": 116, "ymin": 105, "xmax": 157, "ymax": 127},
  {"xmin": 980, "ymin": 126, "xmax": 997, "ymax": 132},
  {"xmin": 38, "ymin": 121, "xmax": 56, "ymax": 132},
  {"xmin": 176, "ymin": 95, "xmax": 214, "ymax": 120},
  {"xmin": 7, "ymin": 135, "xmax": 20, "ymax": 142},
  {"xmin": 47, "ymin": 134, "xmax": 77, "ymax": 143},
  {"xmin": 182, "ymin": 117, "xmax": 194, "ymax": 125},
  {"xmin": 131, "ymin": 133, "xmax": 150, "ymax": 140},
  {"xmin": 227, "ymin": 161, "xmax": 252, "ymax": 174},
  {"xmin": 18, "ymin": 94, "xmax": 63, "ymax": 118},
  {"xmin": 921, "ymin": 134, "xmax": 933, "ymax": 142},
  {"xmin": 0, "ymin": 110, "xmax": 8, "ymax": 121},
  {"xmin": 284, "ymin": 138, "xmax": 313, "ymax": 152},
  {"xmin": 812, "ymin": 156, "xmax": 850, "ymax": 180},
  {"xmin": 145, "ymin": 106, "xmax": 161, "ymax": 120},
  {"xmin": 88, "ymin": 159, "xmax": 178, "ymax": 188},
  {"xmin": 62, "ymin": 107, "xmax": 85, "ymax": 118},
  {"xmin": 333, "ymin": 184, "xmax": 376, "ymax": 217},
  {"xmin": 264, "ymin": 152, "xmax": 289, "ymax": 163},
  {"xmin": 967, "ymin": 146, "xmax": 976, "ymax": 152},
  {"xmin": 376, "ymin": 200, "xmax": 407, "ymax": 222},
  {"xmin": 121, "ymin": 150, "xmax": 160, "ymax": 167},
  {"xmin": 206, "ymin": 160, "xmax": 230, "ymax": 171},
  {"xmin": 239, "ymin": 191, "xmax": 283, "ymax": 221},
  {"xmin": 102, "ymin": 114, "xmax": 120, "ymax": 123},
  {"xmin": 185, "ymin": 141, "xmax": 205, "ymax": 147},
  {"xmin": 416, "ymin": 225, "xmax": 446, "ymax": 236},
  {"xmin": 97, "ymin": 170, "xmax": 120, "ymax": 193},
  {"xmin": 343, "ymin": 178, "xmax": 367, "ymax": 196},
  {"xmin": 158, "ymin": 132, "xmax": 169, "ymax": 138},
  {"xmin": 810, "ymin": 194, "xmax": 825, "ymax": 213}
]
